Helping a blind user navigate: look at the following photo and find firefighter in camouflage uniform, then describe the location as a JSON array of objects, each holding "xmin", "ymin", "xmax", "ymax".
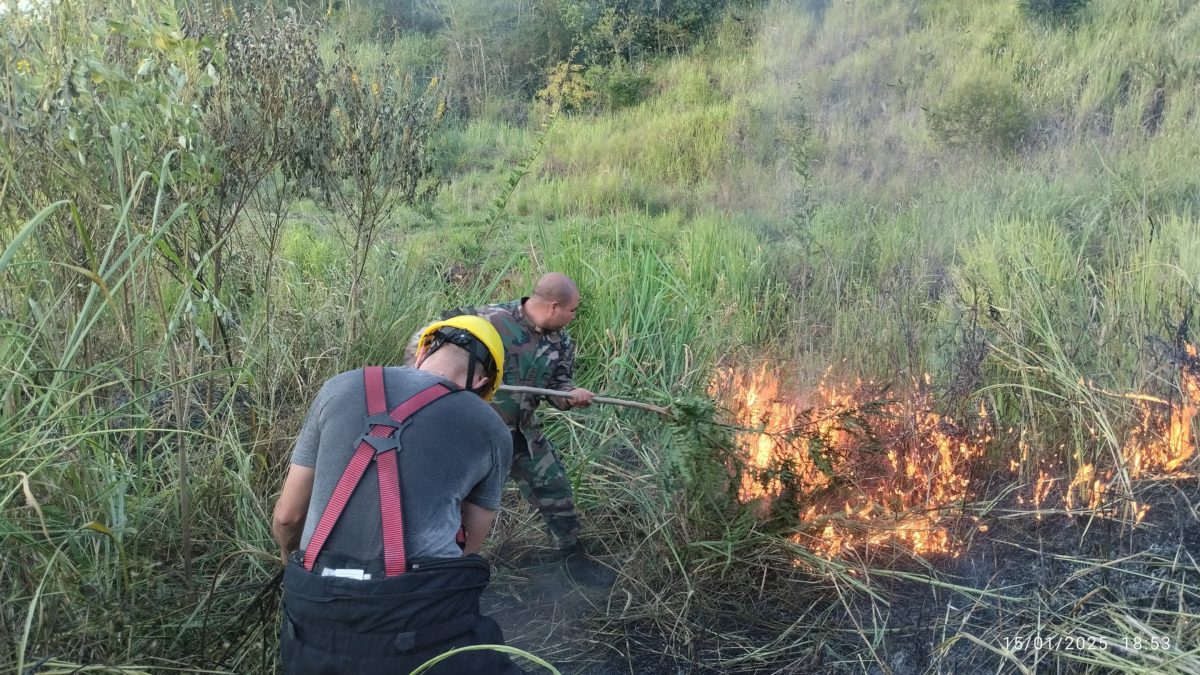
[{"xmin": 410, "ymin": 273, "xmax": 614, "ymax": 587}]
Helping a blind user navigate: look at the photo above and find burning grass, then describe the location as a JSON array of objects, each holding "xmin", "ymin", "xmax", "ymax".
[
  {"xmin": 712, "ymin": 342, "xmax": 1200, "ymax": 562},
  {"xmin": 711, "ymin": 365, "xmax": 991, "ymax": 559},
  {"xmin": 1016, "ymin": 342, "xmax": 1200, "ymax": 525}
]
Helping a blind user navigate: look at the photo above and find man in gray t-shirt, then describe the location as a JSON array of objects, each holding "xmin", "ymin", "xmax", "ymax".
[
  {"xmin": 290, "ymin": 366, "xmax": 511, "ymax": 562},
  {"xmin": 272, "ymin": 316, "xmax": 513, "ymax": 567},
  {"xmin": 271, "ymin": 317, "xmax": 523, "ymax": 674}
]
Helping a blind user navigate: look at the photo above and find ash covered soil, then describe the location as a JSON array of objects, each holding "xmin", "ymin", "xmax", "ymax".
[
  {"xmin": 872, "ymin": 477, "xmax": 1200, "ymax": 675},
  {"xmin": 482, "ymin": 478, "xmax": 1200, "ymax": 674}
]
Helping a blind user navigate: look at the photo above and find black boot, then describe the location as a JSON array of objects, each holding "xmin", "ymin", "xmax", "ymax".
[{"xmin": 559, "ymin": 542, "xmax": 616, "ymax": 588}]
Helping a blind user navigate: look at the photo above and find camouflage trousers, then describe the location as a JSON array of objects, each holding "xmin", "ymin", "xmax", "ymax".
[{"xmin": 510, "ymin": 428, "xmax": 581, "ymax": 550}]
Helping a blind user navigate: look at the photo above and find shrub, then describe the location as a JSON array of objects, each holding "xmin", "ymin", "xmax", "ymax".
[
  {"xmin": 927, "ymin": 76, "xmax": 1034, "ymax": 153},
  {"xmin": 1019, "ymin": 0, "xmax": 1089, "ymax": 26},
  {"xmin": 586, "ymin": 61, "xmax": 654, "ymax": 110},
  {"xmin": 554, "ymin": 0, "xmax": 737, "ymax": 61}
]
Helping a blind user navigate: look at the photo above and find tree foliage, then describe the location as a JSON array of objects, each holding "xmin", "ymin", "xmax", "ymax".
[
  {"xmin": 0, "ymin": 1, "xmax": 445, "ymax": 368},
  {"xmin": 419, "ymin": 0, "xmax": 743, "ymax": 118}
]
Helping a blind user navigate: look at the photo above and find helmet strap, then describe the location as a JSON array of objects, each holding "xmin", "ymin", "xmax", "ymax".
[
  {"xmin": 467, "ymin": 345, "xmax": 495, "ymax": 397},
  {"xmin": 422, "ymin": 328, "xmax": 494, "ymax": 397},
  {"xmin": 464, "ymin": 351, "xmax": 478, "ymax": 395}
]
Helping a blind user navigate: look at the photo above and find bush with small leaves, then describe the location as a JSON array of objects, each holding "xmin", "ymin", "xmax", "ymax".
[
  {"xmin": 927, "ymin": 76, "xmax": 1034, "ymax": 153},
  {"xmin": 585, "ymin": 61, "xmax": 654, "ymax": 110},
  {"xmin": 1019, "ymin": 0, "xmax": 1089, "ymax": 26}
]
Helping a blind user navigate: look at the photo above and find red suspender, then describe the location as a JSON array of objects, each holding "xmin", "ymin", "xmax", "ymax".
[{"xmin": 303, "ymin": 367, "xmax": 453, "ymax": 576}]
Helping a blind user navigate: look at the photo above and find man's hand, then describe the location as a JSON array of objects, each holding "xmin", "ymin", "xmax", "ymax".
[{"xmin": 568, "ymin": 387, "xmax": 594, "ymax": 408}]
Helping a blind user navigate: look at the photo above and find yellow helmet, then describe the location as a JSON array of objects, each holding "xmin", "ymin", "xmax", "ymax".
[{"xmin": 415, "ymin": 315, "xmax": 505, "ymax": 400}]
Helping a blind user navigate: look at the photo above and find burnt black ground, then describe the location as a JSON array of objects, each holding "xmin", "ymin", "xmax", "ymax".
[
  {"xmin": 482, "ymin": 477, "xmax": 1200, "ymax": 674},
  {"xmin": 872, "ymin": 477, "xmax": 1200, "ymax": 675}
]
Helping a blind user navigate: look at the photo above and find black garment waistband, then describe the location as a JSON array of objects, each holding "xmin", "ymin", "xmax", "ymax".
[
  {"xmin": 282, "ymin": 556, "xmax": 490, "ymax": 628},
  {"xmin": 294, "ymin": 550, "xmax": 386, "ymax": 578}
]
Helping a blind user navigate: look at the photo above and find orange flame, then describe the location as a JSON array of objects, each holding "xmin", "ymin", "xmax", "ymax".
[
  {"xmin": 717, "ymin": 364, "xmax": 843, "ymax": 505},
  {"xmin": 1125, "ymin": 359, "xmax": 1198, "ymax": 477},
  {"xmin": 712, "ymin": 366, "xmax": 988, "ymax": 558},
  {"xmin": 1032, "ymin": 469, "xmax": 1054, "ymax": 516},
  {"xmin": 714, "ymin": 343, "xmax": 1198, "ymax": 559},
  {"xmin": 1061, "ymin": 343, "xmax": 1198, "ymax": 520}
]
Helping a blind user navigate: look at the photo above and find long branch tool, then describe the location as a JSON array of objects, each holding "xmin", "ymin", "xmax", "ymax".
[{"xmin": 499, "ymin": 385, "xmax": 672, "ymax": 416}]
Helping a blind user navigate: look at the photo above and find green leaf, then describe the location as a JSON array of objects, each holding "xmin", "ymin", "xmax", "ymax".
[
  {"xmin": 194, "ymin": 324, "xmax": 213, "ymax": 354},
  {"xmin": 0, "ymin": 201, "xmax": 68, "ymax": 276},
  {"xmin": 82, "ymin": 521, "xmax": 114, "ymax": 537},
  {"xmin": 154, "ymin": 237, "xmax": 185, "ymax": 269}
]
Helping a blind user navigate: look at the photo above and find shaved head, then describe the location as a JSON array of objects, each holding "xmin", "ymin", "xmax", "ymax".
[
  {"xmin": 524, "ymin": 272, "xmax": 581, "ymax": 332},
  {"xmin": 533, "ymin": 273, "xmax": 579, "ymax": 304}
]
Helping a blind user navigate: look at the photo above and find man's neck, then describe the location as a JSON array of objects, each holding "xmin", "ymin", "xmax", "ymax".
[
  {"xmin": 521, "ymin": 297, "xmax": 549, "ymax": 333},
  {"xmin": 416, "ymin": 356, "xmax": 461, "ymax": 383}
]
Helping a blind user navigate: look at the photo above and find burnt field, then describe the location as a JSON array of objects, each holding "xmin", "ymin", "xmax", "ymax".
[
  {"xmin": 483, "ymin": 467, "xmax": 1199, "ymax": 674},
  {"xmin": 482, "ymin": 352, "xmax": 1200, "ymax": 674}
]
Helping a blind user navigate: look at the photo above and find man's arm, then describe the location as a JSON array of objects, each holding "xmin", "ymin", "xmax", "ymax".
[
  {"xmin": 460, "ymin": 423, "xmax": 511, "ymax": 555},
  {"xmin": 272, "ymin": 464, "xmax": 315, "ymax": 565},
  {"xmin": 460, "ymin": 501, "xmax": 498, "ymax": 555},
  {"xmin": 547, "ymin": 339, "xmax": 593, "ymax": 408}
]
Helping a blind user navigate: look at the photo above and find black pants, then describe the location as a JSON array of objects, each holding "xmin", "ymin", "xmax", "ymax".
[{"xmin": 279, "ymin": 555, "xmax": 523, "ymax": 674}]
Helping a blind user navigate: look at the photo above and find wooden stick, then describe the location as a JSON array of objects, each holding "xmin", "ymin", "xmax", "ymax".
[{"xmin": 499, "ymin": 385, "xmax": 672, "ymax": 416}]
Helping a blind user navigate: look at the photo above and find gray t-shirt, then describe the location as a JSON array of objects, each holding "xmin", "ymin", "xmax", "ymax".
[{"xmin": 292, "ymin": 367, "xmax": 512, "ymax": 562}]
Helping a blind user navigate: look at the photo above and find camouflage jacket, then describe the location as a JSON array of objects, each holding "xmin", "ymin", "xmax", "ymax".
[{"xmin": 409, "ymin": 299, "xmax": 577, "ymax": 434}]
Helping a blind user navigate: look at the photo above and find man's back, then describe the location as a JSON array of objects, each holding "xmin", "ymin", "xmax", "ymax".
[{"xmin": 292, "ymin": 367, "xmax": 512, "ymax": 564}]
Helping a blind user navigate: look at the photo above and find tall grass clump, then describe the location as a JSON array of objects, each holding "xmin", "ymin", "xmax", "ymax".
[{"xmin": 0, "ymin": 1, "xmax": 449, "ymax": 671}]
